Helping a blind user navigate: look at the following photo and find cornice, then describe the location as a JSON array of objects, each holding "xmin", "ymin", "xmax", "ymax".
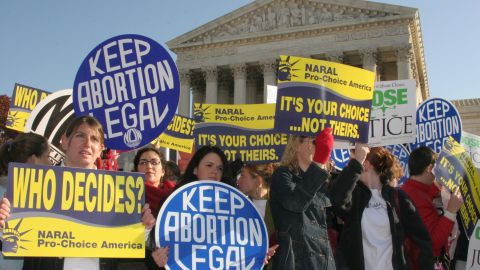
[{"xmin": 408, "ymin": 11, "xmax": 429, "ymax": 99}]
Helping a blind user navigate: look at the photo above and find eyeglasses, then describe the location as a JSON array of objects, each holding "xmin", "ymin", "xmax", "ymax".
[
  {"xmin": 139, "ymin": 159, "xmax": 161, "ymax": 166},
  {"xmin": 300, "ymin": 137, "xmax": 316, "ymax": 145}
]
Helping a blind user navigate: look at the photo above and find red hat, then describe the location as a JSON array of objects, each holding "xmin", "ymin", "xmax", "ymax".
[{"xmin": 313, "ymin": 127, "xmax": 334, "ymax": 164}]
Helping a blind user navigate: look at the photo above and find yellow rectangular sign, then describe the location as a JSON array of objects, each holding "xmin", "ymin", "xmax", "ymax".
[
  {"xmin": 2, "ymin": 163, "xmax": 146, "ymax": 258},
  {"xmin": 6, "ymin": 83, "xmax": 49, "ymax": 132}
]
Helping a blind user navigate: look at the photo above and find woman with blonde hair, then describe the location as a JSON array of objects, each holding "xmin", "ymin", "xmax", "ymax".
[{"xmin": 269, "ymin": 128, "xmax": 336, "ymax": 269}]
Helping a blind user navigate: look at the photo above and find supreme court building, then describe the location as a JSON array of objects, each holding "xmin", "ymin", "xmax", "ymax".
[{"xmin": 167, "ymin": 0, "xmax": 429, "ymax": 118}]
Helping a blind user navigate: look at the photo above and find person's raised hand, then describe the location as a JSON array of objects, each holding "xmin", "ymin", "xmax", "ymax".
[
  {"xmin": 313, "ymin": 127, "xmax": 334, "ymax": 165},
  {"xmin": 141, "ymin": 203, "xmax": 156, "ymax": 230},
  {"xmin": 0, "ymin": 197, "xmax": 11, "ymax": 228},
  {"xmin": 152, "ymin": 246, "xmax": 170, "ymax": 267},
  {"xmin": 353, "ymin": 144, "xmax": 369, "ymax": 165},
  {"xmin": 446, "ymin": 186, "xmax": 463, "ymax": 214}
]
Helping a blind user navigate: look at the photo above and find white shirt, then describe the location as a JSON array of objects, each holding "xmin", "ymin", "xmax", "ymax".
[
  {"xmin": 252, "ymin": 199, "xmax": 268, "ymax": 218},
  {"xmin": 63, "ymin": 258, "xmax": 99, "ymax": 270},
  {"xmin": 361, "ymin": 189, "xmax": 394, "ymax": 270}
]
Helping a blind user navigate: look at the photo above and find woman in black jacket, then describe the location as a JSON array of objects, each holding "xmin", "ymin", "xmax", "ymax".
[
  {"xmin": 270, "ymin": 128, "xmax": 336, "ymax": 270},
  {"xmin": 331, "ymin": 145, "xmax": 433, "ymax": 270}
]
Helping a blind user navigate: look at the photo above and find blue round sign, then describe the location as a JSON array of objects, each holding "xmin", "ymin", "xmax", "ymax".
[
  {"xmin": 410, "ymin": 98, "xmax": 462, "ymax": 153},
  {"xmin": 384, "ymin": 144, "xmax": 410, "ymax": 185},
  {"xmin": 73, "ymin": 34, "xmax": 180, "ymax": 150},
  {"xmin": 332, "ymin": 149, "xmax": 351, "ymax": 171},
  {"xmin": 156, "ymin": 181, "xmax": 268, "ymax": 270}
]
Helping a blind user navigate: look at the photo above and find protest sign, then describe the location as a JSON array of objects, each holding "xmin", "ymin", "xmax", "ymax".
[
  {"xmin": 25, "ymin": 89, "xmax": 75, "ymax": 165},
  {"xmin": 2, "ymin": 163, "xmax": 145, "ymax": 257},
  {"xmin": 266, "ymin": 85, "xmax": 277, "ymax": 104},
  {"xmin": 462, "ymin": 131, "xmax": 480, "ymax": 169},
  {"xmin": 156, "ymin": 181, "xmax": 268, "ymax": 270},
  {"xmin": 467, "ymin": 220, "xmax": 480, "ymax": 269},
  {"xmin": 193, "ymin": 103, "xmax": 286, "ymax": 163},
  {"xmin": 193, "ymin": 103, "xmax": 275, "ymax": 128},
  {"xmin": 384, "ymin": 144, "xmax": 410, "ymax": 185},
  {"xmin": 6, "ymin": 83, "xmax": 50, "ymax": 132},
  {"xmin": 332, "ymin": 149, "xmax": 350, "ymax": 171},
  {"xmin": 369, "ymin": 80, "xmax": 417, "ymax": 146},
  {"xmin": 274, "ymin": 55, "xmax": 375, "ymax": 143},
  {"xmin": 410, "ymin": 98, "xmax": 462, "ymax": 153},
  {"xmin": 73, "ymin": 34, "xmax": 179, "ymax": 150},
  {"xmin": 151, "ymin": 114, "xmax": 195, "ymax": 153},
  {"xmin": 434, "ymin": 137, "xmax": 480, "ymax": 239}
]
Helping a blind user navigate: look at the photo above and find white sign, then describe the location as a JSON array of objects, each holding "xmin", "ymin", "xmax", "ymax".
[
  {"xmin": 462, "ymin": 131, "xmax": 480, "ymax": 169},
  {"xmin": 369, "ymin": 80, "xmax": 417, "ymax": 146},
  {"xmin": 467, "ymin": 220, "xmax": 480, "ymax": 269}
]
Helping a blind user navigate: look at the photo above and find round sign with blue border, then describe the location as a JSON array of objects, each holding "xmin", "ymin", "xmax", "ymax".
[
  {"xmin": 332, "ymin": 149, "xmax": 351, "ymax": 171},
  {"xmin": 156, "ymin": 181, "xmax": 268, "ymax": 270},
  {"xmin": 73, "ymin": 34, "xmax": 180, "ymax": 150},
  {"xmin": 410, "ymin": 98, "xmax": 462, "ymax": 153},
  {"xmin": 384, "ymin": 144, "xmax": 410, "ymax": 185}
]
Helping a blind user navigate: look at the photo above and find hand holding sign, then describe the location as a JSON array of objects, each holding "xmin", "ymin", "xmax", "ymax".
[
  {"xmin": 0, "ymin": 197, "xmax": 10, "ymax": 228},
  {"xmin": 446, "ymin": 187, "xmax": 464, "ymax": 216}
]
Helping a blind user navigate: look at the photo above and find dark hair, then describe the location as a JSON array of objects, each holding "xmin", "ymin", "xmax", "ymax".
[
  {"xmin": 177, "ymin": 145, "xmax": 232, "ymax": 188},
  {"xmin": 366, "ymin": 147, "xmax": 403, "ymax": 185},
  {"xmin": 243, "ymin": 163, "xmax": 277, "ymax": 187},
  {"xmin": 408, "ymin": 146, "xmax": 437, "ymax": 176},
  {"xmin": 133, "ymin": 146, "xmax": 166, "ymax": 172},
  {"xmin": 164, "ymin": 161, "xmax": 180, "ymax": 182},
  {"xmin": 0, "ymin": 132, "xmax": 49, "ymax": 176},
  {"xmin": 64, "ymin": 115, "xmax": 104, "ymax": 144}
]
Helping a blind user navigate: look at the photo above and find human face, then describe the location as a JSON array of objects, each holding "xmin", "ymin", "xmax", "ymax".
[
  {"xmin": 61, "ymin": 123, "xmax": 104, "ymax": 169},
  {"xmin": 194, "ymin": 152, "xmax": 223, "ymax": 181},
  {"xmin": 137, "ymin": 151, "xmax": 164, "ymax": 187},
  {"xmin": 237, "ymin": 167, "xmax": 257, "ymax": 197},
  {"xmin": 296, "ymin": 137, "xmax": 316, "ymax": 161}
]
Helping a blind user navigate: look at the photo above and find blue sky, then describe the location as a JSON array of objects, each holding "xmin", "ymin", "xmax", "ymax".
[{"xmin": 1, "ymin": 0, "xmax": 478, "ymax": 100}]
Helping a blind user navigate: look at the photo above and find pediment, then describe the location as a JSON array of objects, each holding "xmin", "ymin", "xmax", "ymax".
[{"xmin": 167, "ymin": 0, "xmax": 417, "ymax": 50}]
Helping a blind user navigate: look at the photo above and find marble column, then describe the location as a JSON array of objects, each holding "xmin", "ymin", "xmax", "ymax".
[
  {"xmin": 204, "ymin": 66, "xmax": 218, "ymax": 104},
  {"xmin": 395, "ymin": 45, "xmax": 413, "ymax": 79},
  {"xmin": 233, "ymin": 63, "xmax": 247, "ymax": 104},
  {"xmin": 179, "ymin": 70, "xmax": 191, "ymax": 117},
  {"xmin": 262, "ymin": 60, "xmax": 277, "ymax": 103},
  {"xmin": 360, "ymin": 48, "xmax": 377, "ymax": 74}
]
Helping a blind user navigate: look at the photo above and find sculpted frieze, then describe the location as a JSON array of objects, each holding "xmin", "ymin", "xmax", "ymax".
[{"xmin": 185, "ymin": 0, "xmax": 399, "ymax": 44}]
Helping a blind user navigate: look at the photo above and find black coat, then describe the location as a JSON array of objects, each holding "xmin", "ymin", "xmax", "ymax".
[
  {"xmin": 270, "ymin": 163, "xmax": 336, "ymax": 270},
  {"xmin": 330, "ymin": 159, "xmax": 434, "ymax": 270}
]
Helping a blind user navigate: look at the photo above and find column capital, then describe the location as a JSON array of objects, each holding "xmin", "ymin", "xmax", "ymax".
[
  {"xmin": 327, "ymin": 51, "xmax": 344, "ymax": 63},
  {"xmin": 359, "ymin": 48, "xmax": 377, "ymax": 60},
  {"xmin": 203, "ymin": 66, "xmax": 218, "ymax": 81},
  {"xmin": 394, "ymin": 44, "xmax": 413, "ymax": 62},
  {"xmin": 179, "ymin": 69, "xmax": 191, "ymax": 81},
  {"xmin": 232, "ymin": 63, "xmax": 247, "ymax": 77},
  {"xmin": 261, "ymin": 59, "xmax": 278, "ymax": 74},
  {"xmin": 359, "ymin": 48, "xmax": 377, "ymax": 69}
]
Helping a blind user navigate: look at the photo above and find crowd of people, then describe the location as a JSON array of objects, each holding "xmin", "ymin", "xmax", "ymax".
[{"xmin": 0, "ymin": 115, "xmax": 470, "ymax": 270}]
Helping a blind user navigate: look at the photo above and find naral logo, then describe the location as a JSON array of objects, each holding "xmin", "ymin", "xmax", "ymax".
[
  {"xmin": 278, "ymin": 56, "xmax": 300, "ymax": 82},
  {"xmin": 193, "ymin": 103, "xmax": 211, "ymax": 123},
  {"xmin": 25, "ymin": 89, "xmax": 76, "ymax": 165},
  {"xmin": 2, "ymin": 219, "xmax": 31, "ymax": 253}
]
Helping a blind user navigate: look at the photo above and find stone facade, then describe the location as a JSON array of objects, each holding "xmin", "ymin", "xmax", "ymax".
[
  {"xmin": 167, "ymin": 0, "xmax": 429, "ymax": 117},
  {"xmin": 451, "ymin": 99, "xmax": 480, "ymax": 136}
]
